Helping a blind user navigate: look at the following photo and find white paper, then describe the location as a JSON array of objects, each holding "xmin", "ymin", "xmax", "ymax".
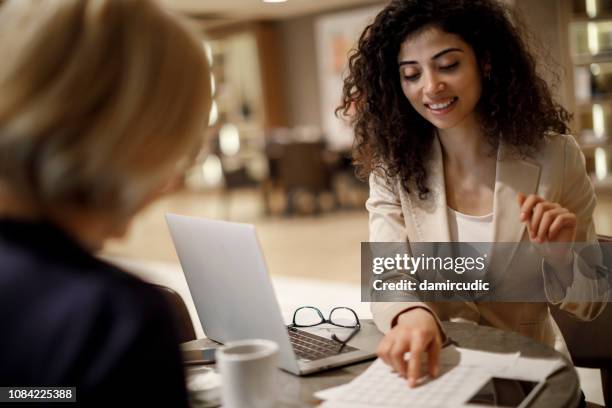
[
  {"xmin": 406, "ymin": 345, "xmax": 520, "ymax": 373},
  {"xmin": 319, "ymin": 402, "xmax": 387, "ymax": 408},
  {"xmin": 500, "ymin": 356, "xmax": 566, "ymax": 381},
  {"xmin": 314, "ymin": 346, "xmax": 565, "ymax": 407},
  {"xmin": 313, "ymin": 384, "xmax": 352, "ymax": 401},
  {"xmin": 318, "ymin": 358, "xmax": 490, "ymax": 407}
]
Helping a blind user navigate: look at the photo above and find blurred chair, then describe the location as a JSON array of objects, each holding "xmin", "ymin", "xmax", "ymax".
[
  {"xmin": 550, "ymin": 234, "xmax": 612, "ymax": 406},
  {"xmin": 153, "ymin": 284, "xmax": 196, "ymax": 344},
  {"xmin": 220, "ymin": 162, "xmax": 260, "ymax": 220},
  {"xmin": 280, "ymin": 141, "xmax": 331, "ymax": 213},
  {"xmin": 263, "ymin": 139, "xmax": 335, "ymax": 215}
]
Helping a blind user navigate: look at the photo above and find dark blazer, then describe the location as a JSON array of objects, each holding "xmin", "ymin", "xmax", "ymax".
[{"xmin": 0, "ymin": 219, "xmax": 189, "ymax": 406}]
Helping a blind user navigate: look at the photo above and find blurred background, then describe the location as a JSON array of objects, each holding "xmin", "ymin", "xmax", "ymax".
[{"xmin": 103, "ymin": 0, "xmax": 612, "ymax": 280}]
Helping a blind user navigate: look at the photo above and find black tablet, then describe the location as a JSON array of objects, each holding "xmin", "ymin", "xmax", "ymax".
[{"xmin": 465, "ymin": 377, "xmax": 546, "ymax": 407}]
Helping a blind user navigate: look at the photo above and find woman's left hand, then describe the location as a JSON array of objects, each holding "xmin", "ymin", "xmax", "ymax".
[{"xmin": 517, "ymin": 192, "xmax": 576, "ymax": 266}]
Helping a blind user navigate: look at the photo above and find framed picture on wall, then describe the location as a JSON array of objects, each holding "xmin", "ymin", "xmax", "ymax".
[{"xmin": 315, "ymin": 5, "xmax": 382, "ymax": 151}]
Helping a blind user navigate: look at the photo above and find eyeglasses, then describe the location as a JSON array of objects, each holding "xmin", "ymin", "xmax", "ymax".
[{"xmin": 289, "ymin": 306, "xmax": 361, "ymax": 351}]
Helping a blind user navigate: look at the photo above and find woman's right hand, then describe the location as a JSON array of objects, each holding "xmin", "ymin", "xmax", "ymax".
[{"xmin": 376, "ymin": 308, "xmax": 443, "ymax": 387}]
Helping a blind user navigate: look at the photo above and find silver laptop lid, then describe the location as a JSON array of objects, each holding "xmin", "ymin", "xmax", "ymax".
[{"xmin": 165, "ymin": 213, "xmax": 299, "ymax": 373}]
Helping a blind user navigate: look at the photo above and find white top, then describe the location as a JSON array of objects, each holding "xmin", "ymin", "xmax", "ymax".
[{"xmin": 447, "ymin": 207, "xmax": 493, "ymax": 242}]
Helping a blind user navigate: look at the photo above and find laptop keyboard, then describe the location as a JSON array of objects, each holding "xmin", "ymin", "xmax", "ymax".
[{"xmin": 288, "ymin": 327, "xmax": 357, "ymax": 361}]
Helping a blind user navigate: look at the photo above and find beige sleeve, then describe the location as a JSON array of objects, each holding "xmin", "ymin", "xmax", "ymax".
[
  {"xmin": 544, "ymin": 135, "xmax": 608, "ymax": 320},
  {"xmin": 561, "ymin": 135, "xmax": 597, "ymax": 243},
  {"xmin": 366, "ymin": 172, "xmax": 446, "ymax": 334},
  {"xmin": 365, "ymin": 172, "xmax": 407, "ymax": 242}
]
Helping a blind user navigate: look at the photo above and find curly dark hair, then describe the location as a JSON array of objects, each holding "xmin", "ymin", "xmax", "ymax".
[{"xmin": 338, "ymin": 0, "xmax": 571, "ymax": 199}]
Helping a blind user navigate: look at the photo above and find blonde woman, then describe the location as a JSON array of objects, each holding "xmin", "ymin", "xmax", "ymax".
[{"xmin": 0, "ymin": 0, "xmax": 211, "ymax": 405}]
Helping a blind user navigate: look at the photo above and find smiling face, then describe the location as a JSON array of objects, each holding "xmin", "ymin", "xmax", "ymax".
[{"xmin": 398, "ymin": 26, "xmax": 483, "ymax": 131}]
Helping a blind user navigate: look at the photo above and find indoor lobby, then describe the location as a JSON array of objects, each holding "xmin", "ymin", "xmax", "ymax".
[{"xmin": 1, "ymin": 0, "xmax": 611, "ymax": 406}]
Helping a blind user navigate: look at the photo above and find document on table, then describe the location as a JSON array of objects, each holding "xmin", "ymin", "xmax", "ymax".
[{"xmin": 315, "ymin": 346, "xmax": 565, "ymax": 408}]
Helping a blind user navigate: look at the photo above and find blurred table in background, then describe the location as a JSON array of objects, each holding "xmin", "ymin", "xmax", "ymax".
[{"xmin": 263, "ymin": 135, "xmax": 367, "ymax": 216}]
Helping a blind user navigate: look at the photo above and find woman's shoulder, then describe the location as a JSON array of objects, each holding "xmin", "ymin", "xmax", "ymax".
[
  {"xmin": 541, "ymin": 132, "xmax": 579, "ymax": 147},
  {"xmin": 542, "ymin": 132, "xmax": 580, "ymax": 152},
  {"xmin": 0, "ymin": 241, "xmax": 179, "ymax": 384},
  {"xmin": 47, "ymin": 259, "xmax": 173, "ymax": 340},
  {"xmin": 532, "ymin": 132, "xmax": 582, "ymax": 164},
  {"xmin": 83, "ymin": 260, "xmax": 172, "ymax": 322},
  {"xmin": 369, "ymin": 167, "xmax": 402, "ymax": 193},
  {"xmin": 525, "ymin": 133, "xmax": 591, "ymax": 192},
  {"xmin": 32, "ymin": 252, "xmax": 174, "ymax": 340}
]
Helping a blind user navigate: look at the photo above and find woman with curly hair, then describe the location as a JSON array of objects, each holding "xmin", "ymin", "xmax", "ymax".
[{"xmin": 339, "ymin": 0, "xmax": 608, "ymax": 388}]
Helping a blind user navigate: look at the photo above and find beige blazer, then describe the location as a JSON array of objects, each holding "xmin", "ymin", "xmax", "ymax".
[{"xmin": 368, "ymin": 133, "xmax": 608, "ymax": 348}]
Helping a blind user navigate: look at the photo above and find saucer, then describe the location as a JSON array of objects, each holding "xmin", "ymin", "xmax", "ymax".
[{"xmin": 186, "ymin": 366, "xmax": 222, "ymax": 407}]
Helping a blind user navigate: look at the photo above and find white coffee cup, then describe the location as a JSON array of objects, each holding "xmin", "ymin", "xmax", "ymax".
[{"xmin": 216, "ymin": 339, "xmax": 279, "ymax": 408}]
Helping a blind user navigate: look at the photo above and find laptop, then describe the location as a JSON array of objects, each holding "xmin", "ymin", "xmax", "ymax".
[{"xmin": 165, "ymin": 213, "xmax": 376, "ymax": 375}]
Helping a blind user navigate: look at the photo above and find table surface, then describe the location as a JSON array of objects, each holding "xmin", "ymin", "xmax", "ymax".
[{"xmin": 273, "ymin": 320, "xmax": 581, "ymax": 408}]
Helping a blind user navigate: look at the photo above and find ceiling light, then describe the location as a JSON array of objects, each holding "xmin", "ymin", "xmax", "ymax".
[
  {"xmin": 587, "ymin": 0, "xmax": 597, "ymax": 18},
  {"xmin": 588, "ymin": 22, "xmax": 599, "ymax": 55},
  {"xmin": 203, "ymin": 42, "xmax": 213, "ymax": 66},
  {"xmin": 263, "ymin": 0, "xmax": 287, "ymax": 3},
  {"xmin": 593, "ymin": 103, "xmax": 605, "ymax": 139},
  {"xmin": 201, "ymin": 154, "xmax": 223, "ymax": 187},
  {"xmin": 219, "ymin": 123, "xmax": 241, "ymax": 156},
  {"xmin": 208, "ymin": 101, "xmax": 218, "ymax": 127},
  {"xmin": 595, "ymin": 148, "xmax": 608, "ymax": 180}
]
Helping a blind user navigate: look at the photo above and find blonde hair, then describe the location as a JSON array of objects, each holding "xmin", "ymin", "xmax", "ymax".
[{"xmin": 0, "ymin": 0, "xmax": 211, "ymax": 215}]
